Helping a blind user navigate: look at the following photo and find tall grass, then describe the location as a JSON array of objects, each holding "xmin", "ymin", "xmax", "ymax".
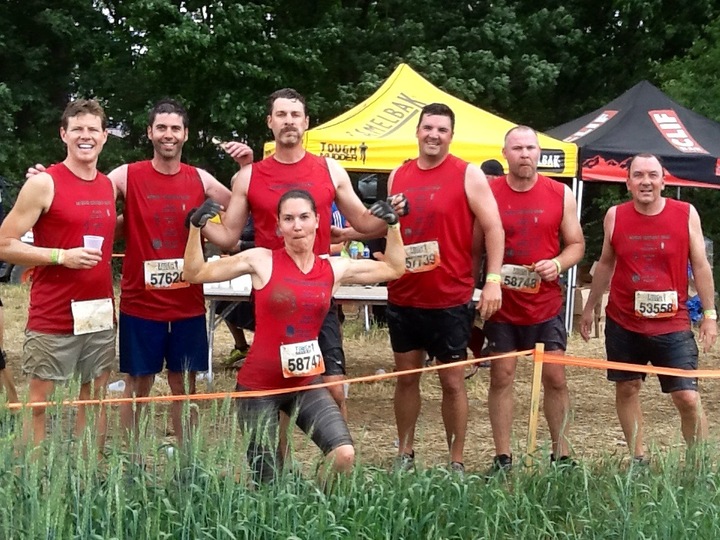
[{"xmin": 1, "ymin": 396, "xmax": 720, "ymax": 539}]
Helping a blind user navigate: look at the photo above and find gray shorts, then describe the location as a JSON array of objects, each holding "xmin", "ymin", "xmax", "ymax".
[
  {"xmin": 23, "ymin": 329, "xmax": 116, "ymax": 384},
  {"xmin": 236, "ymin": 382, "xmax": 352, "ymax": 483}
]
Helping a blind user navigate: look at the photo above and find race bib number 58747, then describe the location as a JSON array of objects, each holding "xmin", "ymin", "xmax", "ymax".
[{"xmin": 280, "ymin": 340, "xmax": 325, "ymax": 378}]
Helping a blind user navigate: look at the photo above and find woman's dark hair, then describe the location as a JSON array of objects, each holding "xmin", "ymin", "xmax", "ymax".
[{"xmin": 277, "ymin": 189, "xmax": 317, "ymax": 216}]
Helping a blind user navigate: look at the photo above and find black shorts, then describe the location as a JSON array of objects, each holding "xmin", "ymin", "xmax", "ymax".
[
  {"xmin": 605, "ymin": 317, "xmax": 699, "ymax": 393},
  {"xmin": 236, "ymin": 382, "xmax": 353, "ymax": 483},
  {"xmin": 484, "ymin": 313, "xmax": 567, "ymax": 353},
  {"xmin": 217, "ymin": 301, "xmax": 255, "ymax": 331},
  {"xmin": 386, "ymin": 301, "xmax": 474, "ymax": 362},
  {"xmin": 319, "ymin": 302, "xmax": 345, "ymax": 376}
]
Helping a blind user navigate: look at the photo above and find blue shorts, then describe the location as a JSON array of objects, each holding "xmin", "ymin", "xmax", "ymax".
[
  {"xmin": 119, "ymin": 312, "xmax": 208, "ymax": 376},
  {"xmin": 605, "ymin": 317, "xmax": 698, "ymax": 393},
  {"xmin": 484, "ymin": 313, "xmax": 567, "ymax": 353}
]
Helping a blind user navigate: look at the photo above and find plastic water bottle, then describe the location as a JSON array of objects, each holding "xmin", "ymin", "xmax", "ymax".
[
  {"xmin": 108, "ymin": 380, "xmax": 126, "ymax": 392},
  {"xmin": 349, "ymin": 244, "xmax": 359, "ymax": 259},
  {"xmin": 363, "ymin": 245, "xmax": 370, "ymax": 259}
]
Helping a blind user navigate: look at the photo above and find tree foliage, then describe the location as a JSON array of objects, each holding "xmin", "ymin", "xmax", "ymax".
[{"xmin": 0, "ymin": 0, "xmax": 716, "ymax": 220}]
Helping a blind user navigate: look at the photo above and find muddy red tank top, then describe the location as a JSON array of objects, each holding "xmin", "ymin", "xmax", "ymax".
[
  {"xmin": 606, "ymin": 199, "xmax": 690, "ymax": 335},
  {"xmin": 119, "ymin": 161, "xmax": 206, "ymax": 320},
  {"xmin": 387, "ymin": 155, "xmax": 474, "ymax": 308},
  {"xmin": 490, "ymin": 174, "xmax": 565, "ymax": 325},
  {"xmin": 247, "ymin": 153, "xmax": 335, "ymax": 255},
  {"xmin": 29, "ymin": 163, "xmax": 116, "ymax": 333},
  {"xmin": 237, "ymin": 249, "xmax": 334, "ymax": 390}
]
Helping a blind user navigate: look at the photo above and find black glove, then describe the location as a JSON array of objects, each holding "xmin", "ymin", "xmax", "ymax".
[
  {"xmin": 369, "ymin": 200, "xmax": 399, "ymax": 226},
  {"xmin": 186, "ymin": 199, "xmax": 221, "ymax": 228},
  {"xmin": 387, "ymin": 193, "xmax": 409, "ymax": 216}
]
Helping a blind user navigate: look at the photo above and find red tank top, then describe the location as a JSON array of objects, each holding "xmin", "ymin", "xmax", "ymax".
[
  {"xmin": 606, "ymin": 199, "xmax": 690, "ymax": 335},
  {"xmin": 29, "ymin": 163, "xmax": 116, "ymax": 334},
  {"xmin": 119, "ymin": 161, "xmax": 206, "ymax": 320},
  {"xmin": 248, "ymin": 153, "xmax": 335, "ymax": 255},
  {"xmin": 237, "ymin": 249, "xmax": 334, "ymax": 390},
  {"xmin": 490, "ymin": 174, "xmax": 565, "ymax": 325},
  {"xmin": 387, "ymin": 155, "xmax": 475, "ymax": 308}
]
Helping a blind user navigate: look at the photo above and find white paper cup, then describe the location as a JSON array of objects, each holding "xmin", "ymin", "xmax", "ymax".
[{"xmin": 83, "ymin": 235, "xmax": 104, "ymax": 250}]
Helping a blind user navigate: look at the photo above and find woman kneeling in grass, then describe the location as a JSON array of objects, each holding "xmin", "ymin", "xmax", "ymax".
[{"xmin": 184, "ymin": 189, "xmax": 405, "ymax": 482}]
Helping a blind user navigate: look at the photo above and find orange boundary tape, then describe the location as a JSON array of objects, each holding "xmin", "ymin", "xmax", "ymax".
[
  {"xmin": 4, "ymin": 350, "xmax": 533, "ymax": 410},
  {"xmin": 5, "ymin": 346, "xmax": 715, "ymax": 410}
]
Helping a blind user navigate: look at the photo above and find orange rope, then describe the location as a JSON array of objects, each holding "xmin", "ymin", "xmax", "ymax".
[
  {"xmin": 7, "ymin": 347, "xmax": 715, "ymax": 410},
  {"xmin": 4, "ymin": 350, "xmax": 533, "ymax": 410}
]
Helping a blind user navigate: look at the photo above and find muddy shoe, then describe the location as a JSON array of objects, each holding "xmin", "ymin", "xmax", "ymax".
[
  {"xmin": 449, "ymin": 461, "xmax": 465, "ymax": 478},
  {"xmin": 485, "ymin": 454, "xmax": 512, "ymax": 479},
  {"xmin": 393, "ymin": 450, "xmax": 415, "ymax": 472},
  {"xmin": 223, "ymin": 346, "xmax": 249, "ymax": 367}
]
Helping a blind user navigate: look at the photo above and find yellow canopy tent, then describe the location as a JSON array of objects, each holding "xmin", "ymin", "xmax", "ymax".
[{"xmin": 264, "ymin": 63, "xmax": 578, "ymax": 177}]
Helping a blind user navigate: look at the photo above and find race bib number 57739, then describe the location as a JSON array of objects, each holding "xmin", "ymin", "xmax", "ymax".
[
  {"xmin": 144, "ymin": 258, "xmax": 189, "ymax": 290},
  {"xmin": 404, "ymin": 241, "xmax": 440, "ymax": 273},
  {"xmin": 280, "ymin": 340, "xmax": 325, "ymax": 378}
]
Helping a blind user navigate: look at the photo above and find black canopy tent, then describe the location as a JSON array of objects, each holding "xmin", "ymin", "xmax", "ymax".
[
  {"xmin": 548, "ymin": 81, "xmax": 720, "ymax": 330},
  {"xmin": 549, "ymin": 80, "xmax": 720, "ymax": 189}
]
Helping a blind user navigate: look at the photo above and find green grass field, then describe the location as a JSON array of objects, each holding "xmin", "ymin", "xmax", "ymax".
[{"xmin": 1, "ymin": 400, "xmax": 719, "ymax": 539}]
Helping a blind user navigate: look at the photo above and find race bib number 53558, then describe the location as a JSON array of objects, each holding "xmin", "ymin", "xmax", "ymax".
[
  {"xmin": 280, "ymin": 340, "xmax": 325, "ymax": 378},
  {"xmin": 634, "ymin": 290, "xmax": 678, "ymax": 318},
  {"xmin": 144, "ymin": 259, "xmax": 189, "ymax": 290}
]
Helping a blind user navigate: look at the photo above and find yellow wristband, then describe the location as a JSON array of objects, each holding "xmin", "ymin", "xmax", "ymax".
[
  {"xmin": 486, "ymin": 273, "xmax": 501, "ymax": 284},
  {"xmin": 551, "ymin": 258, "xmax": 562, "ymax": 274},
  {"xmin": 388, "ymin": 222, "xmax": 400, "ymax": 230},
  {"xmin": 50, "ymin": 249, "xmax": 59, "ymax": 265},
  {"xmin": 704, "ymin": 309, "xmax": 717, "ymax": 320}
]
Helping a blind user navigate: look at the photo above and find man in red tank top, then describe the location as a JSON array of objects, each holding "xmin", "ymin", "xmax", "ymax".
[
  {"xmin": 0, "ymin": 100, "xmax": 117, "ymax": 447},
  {"xmin": 580, "ymin": 154, "xmax": 717, "ymax": 463},
  {"xmin": 387, "ymin": 103, "xmax": 505, "ymax": 474},
  {"xmin": 485, "ymin": 126, "xmax": 585, "ymax": 474},
  {"xmin": 108, "ymin": 99, "xmax": 252, "ymax": 451},
  {"xmin": 25, "ymin": 100, "xmax": 253, "ymax": 451},
  {"xmin": 202, "ymin": 89, "xmax": 397, "ymax": 417}
]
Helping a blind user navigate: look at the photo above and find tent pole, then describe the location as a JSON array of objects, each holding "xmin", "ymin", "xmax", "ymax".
[{"xmin": 566, "ymin": 178, "xmax": 583, "ymax": 333}]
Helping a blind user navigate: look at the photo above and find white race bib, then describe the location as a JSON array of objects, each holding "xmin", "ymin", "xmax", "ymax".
[
  {"xmin": 404, "ymin": 241, "xmax": 440, "ymax": 273},
  {"xmin": 280, "ymin": 340, "xmax": 325, "ymax": 378},
  {"xmin": 144, "ymin": 258, "xmax": 189, "ymax": 290},
  {"xmin": 500, "ymin": 264, "xmax": 541, "ymax": 294},
  {"xmin": 71, "ymin": 298, "xmax": 114, "ymax": 335},
  {"xmin": 634, "ymin": 290, "xmax": 678, "ymax": 318}
]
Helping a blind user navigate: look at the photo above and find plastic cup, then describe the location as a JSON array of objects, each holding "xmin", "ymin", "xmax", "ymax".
[{"xmin": 83, "ymin": 235, "xmax": 104, "ymax": 250}]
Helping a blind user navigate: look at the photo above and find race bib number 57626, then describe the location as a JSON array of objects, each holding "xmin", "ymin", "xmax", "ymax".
[{"xmin": 280, "ymin": 340, "xmax": 325, "ymax": 378}]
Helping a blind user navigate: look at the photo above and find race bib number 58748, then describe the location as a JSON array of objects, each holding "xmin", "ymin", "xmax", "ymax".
[{"xmin": 280, "ymin": 340, "xmax": 325, "ymax": 378}]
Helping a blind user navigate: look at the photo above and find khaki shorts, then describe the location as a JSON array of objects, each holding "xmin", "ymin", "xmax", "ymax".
[{"xmin": 22, "ymin": 329, "xmax": 116, "ymax": 384}]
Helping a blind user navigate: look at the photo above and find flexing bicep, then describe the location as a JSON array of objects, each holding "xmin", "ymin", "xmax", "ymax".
[{"xmin": 198, "ymin": 168, "xmax": 232, "ymax": 207}]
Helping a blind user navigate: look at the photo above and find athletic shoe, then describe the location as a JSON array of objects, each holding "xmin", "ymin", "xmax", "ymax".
[
  {"xmin": 450, "ymin": 461, "xmax": 465, "ymax": 478},
  {"xmin": 222, "ymin": 346, "xmax": 249, "ymax": 367},
  {"xmin": 394, "ymin": 450, "xmax": 415, "ymax": 472},
  {"xmin": 485, "ymin": 454, "xmax": 513, "ymax": 478},
  {"xmin": 550, "ymin": 454, "xmax": 578, "ymax": 468},
  {"xmin": 632, "ymin": 455, "xmax": 651, "ymax": 467}
]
